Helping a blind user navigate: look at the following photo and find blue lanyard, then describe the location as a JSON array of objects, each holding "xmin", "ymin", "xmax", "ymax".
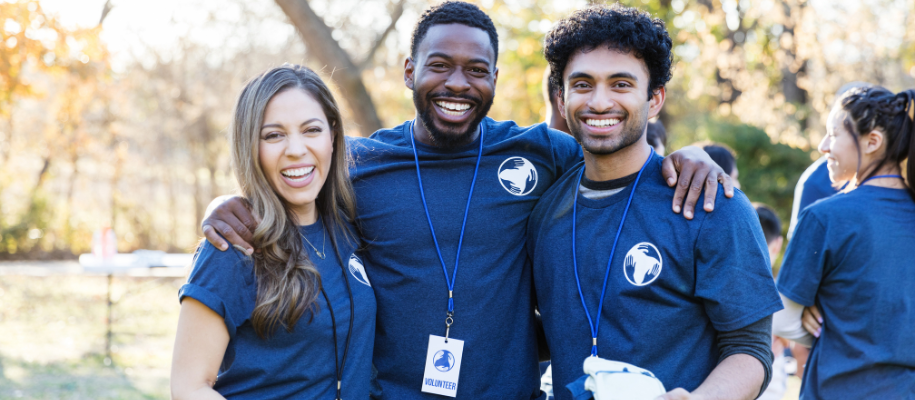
[
  {"xmin": 409, "ymin": 120, "xmax": 485, "ymax": 339},
  {"xmin": 572, "ymin": 147, "xmax": 654, "ymax": 357},
  {"xmin": 860, "ymin": 174, "xmax": 904, "ymax": 185}
]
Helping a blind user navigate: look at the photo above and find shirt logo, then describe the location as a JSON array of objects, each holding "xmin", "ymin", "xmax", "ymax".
[
  {"xmin": 498, "ymin": 157, "xmax": 538, "ymax": 196},
  {"xmin": 623, "ymin": 243, "xmax": 663, "ymax": 286},
  {"xmin": 348, "ymin": 254, "xmax": 371, "ymax": 287},
  {"xmin": 433, "ymin": 349, "xmax": 456, "ymax": 372}
]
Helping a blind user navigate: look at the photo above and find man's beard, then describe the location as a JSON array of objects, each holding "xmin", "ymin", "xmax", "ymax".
[
  {"xmin": 414, "ymin": 90, "xmax": 493, "ymax": 149},
  {"xmin": 569, "ymin": 109, "xmax": 645, "ymax": 156}
]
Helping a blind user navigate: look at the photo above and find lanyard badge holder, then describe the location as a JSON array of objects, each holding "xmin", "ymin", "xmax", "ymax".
[
  {"xmin": 572, "ymin": 147, "xmax": 654, "ymax": 357},
  {"xmin": 410, "ymin": 120, "xmax": 484, "ymax": 397}
]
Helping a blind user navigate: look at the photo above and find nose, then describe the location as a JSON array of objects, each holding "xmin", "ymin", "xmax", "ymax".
[
  {"xmin": 587, "ymin": 84, "xmax": 616, "ymax": 113},
  {"xmin": 443, "ymin": 69, "xmax": 471, "ymax": 93},
  {"xmin": 285, "ymin": 133, "xmax": 309, "ymax": 158},
  {"xmin": 817, "ymin": 135, "xmax": 830, "ymax": 155}
]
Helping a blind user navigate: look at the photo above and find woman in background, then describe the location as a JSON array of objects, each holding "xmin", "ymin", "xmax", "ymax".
[
  {"xmin": 774, "ymin": 86, "xmax": 915, "ymax": 398},
  {"xmin": 170, "ymin": 64, "xmax": 375, "ymax": 399}
]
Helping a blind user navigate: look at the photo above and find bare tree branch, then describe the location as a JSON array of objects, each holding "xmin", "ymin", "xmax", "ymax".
[
  {"xmin": 274, "ymin": 0, "xmax": 383, "ymax": 135},
  {"xmin": 359, "ymin": 0, "xmax": 406, "ymax": 71},
  {"xmin": 98, "ymin": 0, "xmax": 114, "ymax": 26}
]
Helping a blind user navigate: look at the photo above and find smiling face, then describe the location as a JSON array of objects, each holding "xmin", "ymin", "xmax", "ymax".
[
  {"xmin": 258, "ymin": 88, "xmax": 334, "ymax": 223},
  {"xmin": 820, "ymin": 106, "xmax": 861, "ymax": 184},
  {"xmin": 405, "ymin": 23, "xmax": 497, "ymax": 148},
  {"xmin": 558, "ymin": 47, "xmax": 664, "ymax": 156}
]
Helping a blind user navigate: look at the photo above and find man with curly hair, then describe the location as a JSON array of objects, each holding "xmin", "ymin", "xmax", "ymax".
[
  {"xmin": 202, "ymin": 2, "xmax": 735, "ymax": 398},
  {"xmin": 528, "ymin": 5, "xmax": 782, "ymax": 400}
]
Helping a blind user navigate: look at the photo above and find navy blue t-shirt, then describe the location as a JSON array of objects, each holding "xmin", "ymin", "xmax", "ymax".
[
  {"xmin": 789, "ymin": 157, "xmax": 838, "ymax": 239},
  {"xmin": 777, "ymin": 186, "xmax": 915, "ymax": 399},
  {"xmin": 179, "ymin": 218, "xmax": 376, "ymax": 399},
  {"xmin": 528, "ymin": 155, "xmax": 782, "ymax": 400},
  {"xmin": 349, "ymin": 118, "xmax": 582, "ymax": 399}
]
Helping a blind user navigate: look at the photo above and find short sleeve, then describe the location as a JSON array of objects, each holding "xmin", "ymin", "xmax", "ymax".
[
  {"xmin": 179, "ymin": 242, "xmax": 256, "ymax": 340},
  {"xmin": 694, "ymin": 191, "xmax": 784, "ymax": 332},
  {"xmin": 548, "ymin": 127, "xmax": 583, "ymax": 177},
  {"xmin": 776, "ymin": 209, "xmax": 828, "ymax": 307}
]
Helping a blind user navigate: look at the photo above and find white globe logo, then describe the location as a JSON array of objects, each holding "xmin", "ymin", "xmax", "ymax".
[
  {"xmin": 623, "ymin": 242, "xmax": 663, "ymax": 286},
  {"xmin": 498, "ymin": 157, "xmax": 538, "ymax": 196}
]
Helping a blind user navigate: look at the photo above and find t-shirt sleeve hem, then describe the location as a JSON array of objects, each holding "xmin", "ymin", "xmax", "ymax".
[
  {"xmin": 179, "ymin": 283, "xmax": 238, "ymax": 339},
  {"xmin": 712, "ymin": 299, "xmax": 784, "ymax": 332},
  {"xmin": 776, "ymin": 286, "xmax": 813, "ymax": 308}
]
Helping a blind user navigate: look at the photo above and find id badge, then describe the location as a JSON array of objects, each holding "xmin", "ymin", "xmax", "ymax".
[{"xmin": 421, "ymin": 335, "xmax": 464, "ymax": 397}]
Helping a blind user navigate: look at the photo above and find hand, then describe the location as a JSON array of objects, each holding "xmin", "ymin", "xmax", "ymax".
[
  {"xmin": 655, "ymin": 388, "xmax": 698, "ymax": 400},
  {"xmin": 201, "ymin": 195, "xmax": 260, "ymax": 255},
  {"xmin": 802, "ymin": 305, "xmax": 823, "ymax": 338},
  {"xmin": 661, "ymin": 145, "xmax": 735, "ymax": 219}
]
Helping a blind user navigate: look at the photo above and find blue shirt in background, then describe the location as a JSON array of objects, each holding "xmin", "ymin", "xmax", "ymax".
[
  {"xmin": 349, "ymin": 118, "xmax": 582, "ymax": 399},
  {"xmin": 789, "ymin": 157, "xmax": 838, "ymax": 239},
  {"xmin": 179, "ymin": 218, "xmax": 376, "ymax": 399},
  {"xmin": 777, "ymin": 186, "xmax": 915, "ymax": 399},
  {"xmin": 528, "ymin": 155, "xmax": 782, "ymax": 400}
]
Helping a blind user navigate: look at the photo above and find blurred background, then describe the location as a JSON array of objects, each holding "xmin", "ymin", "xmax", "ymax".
[{"xmin": 0, "ymin": 0, "xmax": 913, "ymax": 398}]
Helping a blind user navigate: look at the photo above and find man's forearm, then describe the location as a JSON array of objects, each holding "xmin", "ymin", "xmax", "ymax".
[{"xmin": 690, "ymin": 353, "xmax": 764, "ymax": 400}]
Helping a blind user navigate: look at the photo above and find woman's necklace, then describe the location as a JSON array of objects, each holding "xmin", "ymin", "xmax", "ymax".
[{"xmin": 300, "ymin": 225, "xmax": 326, "ymax": 259}]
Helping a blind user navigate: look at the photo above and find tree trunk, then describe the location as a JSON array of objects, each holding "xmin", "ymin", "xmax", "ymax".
[{"xmin": 275, "ymin": 0, "xmax": 383, "ymax": 136}]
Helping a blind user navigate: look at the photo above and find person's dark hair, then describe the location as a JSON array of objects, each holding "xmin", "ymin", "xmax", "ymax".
[
  {"xmin": 410, "ymin": 1, "xmax": 499, "ymax": 64},
  {"xmin": 697, "ymin": 142, "xmax": 737, "ymax": 175},
  {"xmin": 753, "ymin": 203, "xmax": 782, "ymax": 244},
  {"xmin": 543, "ymin": 4, "xmax": 673, "ymax": 99},
  {"xmin": 838, "ymin": 86, "xmax": 915, "ymax": 201},
  {"xmin": 543, "ymin": 66, "xmax": 562, "ymax": 108},
  {"xmin": 646, "ymin": 120, "xmax": 667, "ymax": 149}
]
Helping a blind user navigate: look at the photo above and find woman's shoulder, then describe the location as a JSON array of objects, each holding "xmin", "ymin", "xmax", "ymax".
[{"xmin": 187, "ymin": 241, "xmax": 255, "ymax": 288}]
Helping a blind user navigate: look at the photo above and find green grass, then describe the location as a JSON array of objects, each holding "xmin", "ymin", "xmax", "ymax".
[
  {"xmin": 0, "ymin": 274, "xmax": 802, "ymax": 399},
  {"xmin": 0, "ymin": 275, "xmax": 183, "ymax": 399}
]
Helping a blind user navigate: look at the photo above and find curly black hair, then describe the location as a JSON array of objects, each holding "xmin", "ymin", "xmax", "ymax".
[
  {"xmin": 544, "ymin": 4, "xmax": 672, "ymax": 99},
  {"xmin": 410, "ymin": 1, "xmax": 499, "ymax": 64}
]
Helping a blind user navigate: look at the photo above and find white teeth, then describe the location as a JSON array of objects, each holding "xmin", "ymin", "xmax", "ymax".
[
  {"xmin": 585, "ymin": 118, "xmax": 621, "ymax": 127},
  {"xmin": 281, "ymin": 166, "xmax": 314, "ymax": 179},
  {"xmin": 435, "ymin": 101, "xmax": 471, "ymax": 114}
]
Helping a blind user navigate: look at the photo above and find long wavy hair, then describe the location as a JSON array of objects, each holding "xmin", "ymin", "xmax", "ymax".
[
  {"xmin": 837, "ymin": 85, "xmax": 915, "ymax": 201},
  {"xmin": 229, "ymin": 64, "xmax": 357, "ymax": 338}
]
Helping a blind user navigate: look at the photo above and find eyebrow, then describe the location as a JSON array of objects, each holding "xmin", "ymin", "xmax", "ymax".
[
  {"xmin": 261, "ymin": 118, "xmax": 323, "ymax": 130},
  {"xmin": 426, "ymin": 52, "xmax": 492, "ymax": 67},
  {"xmin": 567, "ymin": 71, "xmax": 639, "ymax": 82}
]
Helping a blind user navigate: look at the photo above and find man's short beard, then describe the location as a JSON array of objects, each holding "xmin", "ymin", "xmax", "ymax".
[
  {"xmin": 414, "ymin": 90, "xmax": 493, "ymax": 149},
  {"xmin": 569, "ymin": 110, "xmax": 645, "ymax": 156}
]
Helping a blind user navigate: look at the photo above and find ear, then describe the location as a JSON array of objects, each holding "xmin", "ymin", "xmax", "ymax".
[
  {"xmin": 492, "ymin": 67, "xmax": 499, "ymax": 87},
  {"xmin": 862, "ymin": 129, "xmax": 885, "ymax": 155},
  {"xmin": 404, "ymin": 57, "xmax": 416, "ymax": 90},
  {"xmin": 647, "ymin": 86, "xmax": 666, "ymax": 119},
  {"xmin": 557, "ymin": 87, "xmax": 567, "ymax": 120}
]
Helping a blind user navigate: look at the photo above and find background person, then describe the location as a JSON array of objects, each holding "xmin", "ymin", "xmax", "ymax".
[
  {"xmin": 647, "ymin": 120, "xmax": 667, "ymax": 156},
  {"xmin": 699, "ymin": 141, "xmax": 741, "ymax": 190},
  {"xmin": 753, "ymin": 203, "xmax": 790, "ymax": 400},
  {"xmin": 170, "ymin": 65, "xmax": 375, "ymax": 399},
  {"xmin": 774, "ymin": 86, "xmax": 915, "ymax": 399},
  {"xmin": 787, "ymin": 81, "xmax": 872, "ymax": 240}
]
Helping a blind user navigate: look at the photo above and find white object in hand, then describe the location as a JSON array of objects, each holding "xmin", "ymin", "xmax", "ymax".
[{"xmin": 583, "ymin": 357, "xmax": 666, "ymax": 400}]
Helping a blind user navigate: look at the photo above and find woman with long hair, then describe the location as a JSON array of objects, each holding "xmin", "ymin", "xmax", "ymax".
[
  {"xmin": 773, "ymin": 86, "xmax": 915, "ymax": 398},
  {"xmin": 170, "ymin": 64, "xmax": 375, "ymax": 399}
]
